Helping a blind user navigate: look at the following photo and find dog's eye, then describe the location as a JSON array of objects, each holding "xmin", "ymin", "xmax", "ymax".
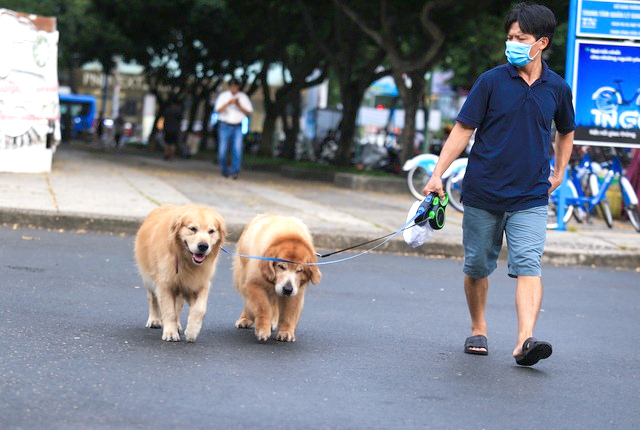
[
  {"xmin": 296, "ymin": 268, "xmax": 303, "ymax": 273},
  {"xmin": 189, "ymin": 227, "xmax": 197, "ymax": 233},
  {"xmin": 208, "ymin": 229, "xmax": 215, "ymax": 235},
  {"xmin": 276, "ymin": 263, "xmax": 286, "ymax": 270}
]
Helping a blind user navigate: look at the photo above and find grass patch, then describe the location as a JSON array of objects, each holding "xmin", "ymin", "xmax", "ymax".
[{"xmin": 241, "ymin": 154, "xmax": 401, "ymax": 178}]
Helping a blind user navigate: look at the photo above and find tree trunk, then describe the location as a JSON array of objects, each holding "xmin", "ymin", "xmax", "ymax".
[
  {"xmin": 260, "ymin": 106, "xmax": 278, "ymax": 157},
  {"xmin": 258, "ymin": 65, "xmax": 277, "ymax": 157},
  {"xmin": 187, "ymin": 92, "xmax": 201, "ymax": 132},
  {"xmin": 395, "ymin": 71, "xmax": 426, "ymax": 164},
  {"xmin": 336, "ymin": 86, "xmax": 361, "ymax": 166},
  {"xmin": 281, "ymin": 92, "xmax": 301, "ymax": 160},
  {"xmin": 201, "ymin": 91, "xmax": 214, "ymax": 152}
]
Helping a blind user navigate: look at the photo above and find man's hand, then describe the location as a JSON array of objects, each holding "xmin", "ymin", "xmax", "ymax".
[
  {"xmin": 422, "ymin": 175, "xmax": 444, "ymax": 199},
  {"xmin": 548, "ymin": 174, "xmax": 563, "ymax": 195}
]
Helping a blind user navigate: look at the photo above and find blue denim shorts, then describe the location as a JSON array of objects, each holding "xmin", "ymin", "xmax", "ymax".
[{"xmin": 462, "ymin": 205, "xmax": 548, "ymax": 279}]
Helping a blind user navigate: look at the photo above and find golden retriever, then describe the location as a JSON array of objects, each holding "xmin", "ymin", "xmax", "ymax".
[
  {"xmin": 134, "ymin": 205, "xmax": 226, "ymax": 342},
  {"xmin": 233, "ymin": 214, "xmax": 321, "ymax": 342}
]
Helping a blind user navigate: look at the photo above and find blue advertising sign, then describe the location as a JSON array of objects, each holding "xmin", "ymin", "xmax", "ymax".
[
  {"xmin": 572, "ymin": 39, "xmax": 640, "ymax": 147},
  {"xmin": 577, "ymin": 0, "xmax": 640, "ymax": 40}
]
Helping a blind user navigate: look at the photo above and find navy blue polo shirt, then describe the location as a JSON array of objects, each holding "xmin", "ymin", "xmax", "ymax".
[{"xmin": 456, "ymin": 61, "xmax": 575, "ymax": 212}]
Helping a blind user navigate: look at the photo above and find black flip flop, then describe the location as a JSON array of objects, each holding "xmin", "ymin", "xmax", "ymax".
[
  {"xmin": 464, "ymin": 335, "xmax": 488, "ymax": 355},
  {"xmin": 514, "ymin": 337, "xmax": 552, "ymax": 366}
]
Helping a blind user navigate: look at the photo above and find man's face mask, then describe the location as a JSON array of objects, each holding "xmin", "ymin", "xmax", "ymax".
[{"xmin": 505, "ymin": 38, "xmax": 542, "ymax": 67}]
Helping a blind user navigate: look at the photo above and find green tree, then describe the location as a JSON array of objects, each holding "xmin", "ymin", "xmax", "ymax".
[
  {"xmin": 442, "ymin": 0, "xmax": 570, "ymax": 90},
  {"xmin": 300, "ymin": 0, "xmax": 389, "ymax": 166}
]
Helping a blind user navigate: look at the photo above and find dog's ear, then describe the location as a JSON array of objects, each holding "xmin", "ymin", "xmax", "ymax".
[
  {"xmin": 171, "ymin": 214, "xmax": 184, "ymax": 236},
  {"xmin": 216, "ymin": 215, "xmax": 227, "ymax": 244},
  {"xmin": 309, "ymin": 265, "xmax": 322, "ymax": 285},
  {"xmin": 260, "ymin": 259, "xmax": 276, "ymax": 283}
]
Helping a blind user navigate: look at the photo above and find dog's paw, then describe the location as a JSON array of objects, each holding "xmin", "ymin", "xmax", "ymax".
[
  {"xmin": 235, "ymin": 318, "xmax": 254, "ymax": 329},
  {"xmin": 162, "ymin": 330, "xmax": 180, "ymax": 342},
  {"xmin": 255, "ymin": 328, "xmax": 271, "ymax": 342},
  {"xmin": 146, "ymin": 318, "xmax": 162, "ymax": 329},
  {"xmin": 177, "ymin": 322, "xmax": 183, "ymax": 333},
  {"xmin": 276, "ymin": 331, "xmax": 296, "ymax": 342},
  {"xmin": 184, "ymin": 327, "xmax": 200, "ymax": 343}
]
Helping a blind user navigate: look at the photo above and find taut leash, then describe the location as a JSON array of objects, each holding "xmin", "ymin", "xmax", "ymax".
[{"xmin": 221, "ymin": 192, "xmax": 448, "ymax": 266}]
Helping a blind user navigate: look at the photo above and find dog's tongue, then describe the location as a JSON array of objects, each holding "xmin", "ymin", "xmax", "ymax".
[{"xmin": 193, "ymin": 253, "xmax": 206, "ymax": 263}]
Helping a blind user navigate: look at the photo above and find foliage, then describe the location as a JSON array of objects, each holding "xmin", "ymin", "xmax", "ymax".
[{"xmin": 441, "ymin": 0, "xmax": 570, "ymax": 89}]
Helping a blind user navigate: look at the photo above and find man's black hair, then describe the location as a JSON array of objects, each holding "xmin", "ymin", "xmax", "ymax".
[
  {"xmin": 505, "ymin": 2, "xmax": 557, "ymax": 50},
  {"xmin": 229, "ymin": 77, "xmax": 241, "ymax": 86}
]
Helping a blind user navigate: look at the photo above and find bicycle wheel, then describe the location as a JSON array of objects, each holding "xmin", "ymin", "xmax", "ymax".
[
  {"xmin": 547, "ymin": 181, "xmax": 577, "ymax": 229},
  {"xmin": 595, "ymin": 90, "xmax": 618, "ymax": 114},
  {"xmin": 573, "ymin": 204, "xmax": 587, "ymax": 223},
  {"xmin": 445, "ymin": 169, "xmax": 464, "ymax": 213},
  {"xmin": 407, "ymin": 166, "xmax": 431, "ymax": 200},
  {"xmin": 625, "ymin": 205, "xmax": 640, "ymax": 232},
  {"xmin": 597, "ymin": 200, "xmax": 614, "ymax": 228}
]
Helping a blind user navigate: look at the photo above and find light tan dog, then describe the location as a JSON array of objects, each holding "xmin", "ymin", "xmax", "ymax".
[
  {"xmin": 233, "ymin": 215, "xmax": 321, "ymax": 342},
  {"xmin": 134, "ymin": 205, "xmax": 226, "ymax": 342}
]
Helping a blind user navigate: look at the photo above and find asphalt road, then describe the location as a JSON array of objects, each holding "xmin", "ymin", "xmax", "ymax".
[{"xmin": 1, "ymin": 225, "xmax": 639, "ymax": 429}]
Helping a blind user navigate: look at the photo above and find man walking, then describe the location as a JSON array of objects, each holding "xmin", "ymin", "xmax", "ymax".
[
  {"xmin": 423, "ymin": 2, "xmax": 575, "ymax": 366},
  {"xmin": 214, "ymin": 78, "xmax": 253, "ymax": 179}
]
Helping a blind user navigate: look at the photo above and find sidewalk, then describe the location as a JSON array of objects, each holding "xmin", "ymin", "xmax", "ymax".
[{"xmin": 1, "ymin": 144, "xmax": 639, "ymax": 269}]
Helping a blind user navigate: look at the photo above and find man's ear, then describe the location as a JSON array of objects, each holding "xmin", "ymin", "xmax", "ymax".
[{"xmin": 260, "ymin": 259, "xmax": 276, "ymax": 283}]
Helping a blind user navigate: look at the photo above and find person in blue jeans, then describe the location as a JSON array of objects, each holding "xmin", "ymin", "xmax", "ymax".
[
  {"xmin": 214, "ymin": 78, "xmax": 253, "ymax": 179},
  {"xmin": 423, "ymin": 2, "xmax": 575, "ymax": 366}
]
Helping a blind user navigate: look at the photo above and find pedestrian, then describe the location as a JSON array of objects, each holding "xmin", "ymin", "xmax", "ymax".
[
  {"xmin": 162, "ymin": 101, "xmax": 183, "ymax": 161},
  {"xmin": 114, "ymin": 116, "xmax": 124, "ymax": 148},
  {"xmin": 423, "ymin": 2, "xmax": 575, "ymax": 366},
  {"xmin": 214, "ymin": 78, "xmax": 253, "ymax": 179}
]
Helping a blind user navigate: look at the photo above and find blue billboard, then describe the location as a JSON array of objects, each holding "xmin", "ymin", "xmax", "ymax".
[
  {"xmin": 572, "ymin": 39, "xmax": 640, "ymax": 147},
  {"xmin": 577, "ymin": 0, "xmax": 640, "ymax": 40}
]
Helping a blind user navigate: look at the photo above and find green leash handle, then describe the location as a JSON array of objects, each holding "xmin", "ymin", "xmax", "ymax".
[{"xmin": 414, "ymin": 192, "xmax": 448, "ymax": 230}]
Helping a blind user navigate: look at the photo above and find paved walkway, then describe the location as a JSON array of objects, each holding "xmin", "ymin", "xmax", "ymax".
[{"xmin": 1, "ymin": 144, "xmax": 639, "ymax": 269}]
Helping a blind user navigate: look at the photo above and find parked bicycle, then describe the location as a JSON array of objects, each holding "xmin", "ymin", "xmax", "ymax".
[
  {"xmin": 548, "ymin": 147, "xmax": 640, "ymax": 232},
  {"xmin": 589, "ymin": 148, "xmax": 640, "ymax": 231},
  {"xmin": 403, "ymin": 153, "xmax": 467, "ymax": 212}
]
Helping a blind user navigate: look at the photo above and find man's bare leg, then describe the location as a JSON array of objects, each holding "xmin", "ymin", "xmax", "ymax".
[
  {"xmin": 512, "ymin": 275, "xmax": 543, "ymax": 357},
  {"xmin": 465, "ymin": 275, "xmax": 488, "ymax": 353}
]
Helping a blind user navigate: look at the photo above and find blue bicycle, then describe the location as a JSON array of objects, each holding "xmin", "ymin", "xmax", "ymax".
[
  {"xmin": 549, "ymin": 147, "xmax": 640, "ymax": 232},
  {"xmin": 588, "ymin": 148, "xmax": 640, "ymax": 232}
]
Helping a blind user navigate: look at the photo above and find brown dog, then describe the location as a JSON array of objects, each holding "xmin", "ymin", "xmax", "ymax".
[
  {"xmin": 134, "ymin": 205, "xmax": 226, "ymax": 342},
  {"xmin": 233, "ymin": 215, "xmax": 321, "ymax": 342}
]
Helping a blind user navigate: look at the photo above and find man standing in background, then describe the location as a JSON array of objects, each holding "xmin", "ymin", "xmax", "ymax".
[{"xmin": 215, "ymin": 78, "xmax": 253, "ymax": 179}]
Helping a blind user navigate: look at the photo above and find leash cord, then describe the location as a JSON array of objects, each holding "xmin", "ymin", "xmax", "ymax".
[{"xmin": 220, "ymin": 209, "xmax": 423, "ymax": 266}]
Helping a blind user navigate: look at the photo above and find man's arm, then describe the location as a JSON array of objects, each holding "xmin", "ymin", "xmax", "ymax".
[
  {"xmin": 235, "ymin": 94, "xmax": 253, "ymax": 116},
  {"xmin": 548, "ymin": 131, "xmax": 574, "ymax": 194},
  {"xmin": 422, "ymin": 121, "xmax": 475, "ymax": 198},
  {"xmin": 215, "ymin": 93, "xmax": 233, "ymax": 113}
]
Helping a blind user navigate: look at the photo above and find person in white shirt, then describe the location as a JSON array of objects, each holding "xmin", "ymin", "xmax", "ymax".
[{"xmin": 214, "ymin": 78, "xmax": 253, "ymax": 179}]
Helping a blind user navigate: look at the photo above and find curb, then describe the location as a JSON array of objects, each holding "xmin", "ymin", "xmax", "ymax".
[
  {"xmin": 0, "ymin": 208, "xmax": 462, "ymax": 258},
  {"xmin": 333, "ymin": 173, "xmax": 407, "ymax": 193},
  {"xmin": 3, "ymin": 208, "xmax": 639, "ymax": 269}
]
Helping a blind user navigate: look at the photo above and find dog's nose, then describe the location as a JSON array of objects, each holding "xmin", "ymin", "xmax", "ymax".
[
  {"xmin": 282, "ymin": 283, "xmax": 293, "ymax": 296},
  {"xmin": 197, "ymin": 242, "xmax": 209, "ymax": 252}
]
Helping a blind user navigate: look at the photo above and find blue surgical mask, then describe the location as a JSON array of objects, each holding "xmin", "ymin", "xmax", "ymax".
[{"xmin": 505, "ymin": 39, "xmax": 541, "ymax": 67}]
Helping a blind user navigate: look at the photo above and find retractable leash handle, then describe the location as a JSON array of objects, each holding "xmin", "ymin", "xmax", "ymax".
[{"xmin": 414, "ymin": 192, "xmax": 448, "ymax": 230}]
